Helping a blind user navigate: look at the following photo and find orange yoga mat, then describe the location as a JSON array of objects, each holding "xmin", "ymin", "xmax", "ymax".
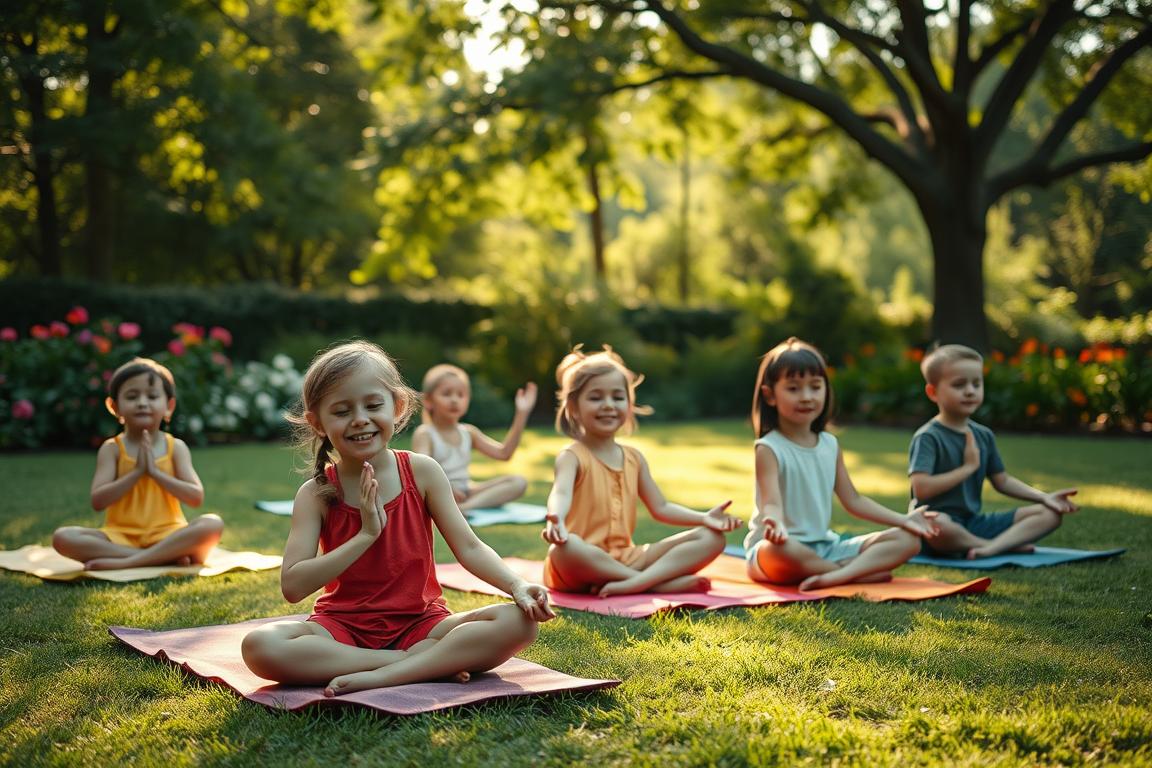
[{"xmin": 436, "ymin": 557, "xmax": 991, "ymax": 619}]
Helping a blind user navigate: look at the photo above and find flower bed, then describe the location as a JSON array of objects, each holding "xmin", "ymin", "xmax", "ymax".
[{"xmin": 1, "ymin": 307, "xmax": 302, "ymax": 449}]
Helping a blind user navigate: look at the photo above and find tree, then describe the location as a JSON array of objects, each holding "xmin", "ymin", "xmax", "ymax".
[{"xmin": 495, "ymin": 0, "xmax": 1151, "ymax": 349}]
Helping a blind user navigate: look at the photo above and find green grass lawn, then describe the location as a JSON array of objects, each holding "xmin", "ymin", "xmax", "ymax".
[{"xmin": 1, "ymin": 422, "xmax": 1150, "ymax": 766}]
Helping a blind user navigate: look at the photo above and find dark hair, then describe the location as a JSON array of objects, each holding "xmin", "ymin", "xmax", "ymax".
[
  {"xmin": 108, "ymin": 358, "xmax": 176, "ymax": 401},
  {"xmin": 751, "ymin": 337, "xmax": 833, "ymax": 437}
]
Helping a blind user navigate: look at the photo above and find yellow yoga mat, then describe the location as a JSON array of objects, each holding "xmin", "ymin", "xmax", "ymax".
[{"xmin": 0, "ymin": 545, "xmax": 281, "ymax": 582}]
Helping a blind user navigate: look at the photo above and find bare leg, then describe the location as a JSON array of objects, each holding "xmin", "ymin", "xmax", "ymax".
[
  {"xmin": 85, "ymin": 515, "xmax": 224, "ymax": 570},
  {"xmin": 459, "ymin": 475, "xmax": 528, "ymax": 511},
  {"xmin": 748, "ymin": 539, "xmax": 839, "ymax": 585},
  {"xmin": 53, "ymin": 527, "xmax": 141, "ymax": 562},
  {"xmin": 799, "ymin": 529, "xmax": 921, "ymax": 591},
  {"xmin": 969, "ymin": 506, "xmax": 1061, "ymax": 558},
  {"xmin": 597, "ymin": 527, "xmax": 726, "ymax": 597},
  {"xmin": 546, "ymin": 534, "xmax": 641, "ymax": 593},
  {"xmin": 920, "ymin": 515, "xmax": 989, "ymax": 557},
  {"xmin": 242, "ymin": 620, "xmax": 409, "ymax": 684},
  {"xmin": 325, "ymin": 603, "xmax": 538, "ymax": 695}
]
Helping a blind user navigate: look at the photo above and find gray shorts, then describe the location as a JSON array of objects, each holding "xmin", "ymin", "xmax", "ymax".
[{"xmin": 921, "ymin": 509, "xmax": 1018, "ymax": 556}]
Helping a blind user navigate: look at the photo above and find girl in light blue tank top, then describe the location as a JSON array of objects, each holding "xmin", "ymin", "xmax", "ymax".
[{"xmin": 746, "ymin": 338, "xmax": 941, "ymax": 591}]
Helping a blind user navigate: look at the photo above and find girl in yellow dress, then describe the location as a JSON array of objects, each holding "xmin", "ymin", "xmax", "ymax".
[{"xmin": 52, "ymin": 358, "xmax": 223, "ymax": 569}]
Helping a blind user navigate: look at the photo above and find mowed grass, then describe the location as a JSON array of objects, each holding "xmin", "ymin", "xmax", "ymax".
[{"xmin": 1, "ymin": 422, "xmax": 1150, "ymax": 767}]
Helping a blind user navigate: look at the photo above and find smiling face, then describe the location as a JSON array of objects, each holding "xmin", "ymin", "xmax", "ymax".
[
  {"xmin": 573, "ymin": 370, "xmax": 631, "ymax": 439},
  {"xmin": 927, "ymin": 358, "xmax": 985, "ymax": 422},
  {"xmin": 307, "ymin": 363, "xmax": 398, "ymax": 462},
  {"xmin": 426, "ymin": 374, "xmax": 470, "ymax": 422},
  {"xmin": 107, "ymin": 371, "xmax": 174, "ymax": 433},
  {"xmin": 764, "ymin": 371, "xmax": 827, "ymax": 432}
]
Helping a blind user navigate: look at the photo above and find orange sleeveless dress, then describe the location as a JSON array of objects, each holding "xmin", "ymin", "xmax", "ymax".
[
  {"xmin": 101, "ymin": 433, "xmax": 188, "ymax": 547},
  {"xmin": 542, "ymin": 441, "xmax": 649, "ymax": 592}
]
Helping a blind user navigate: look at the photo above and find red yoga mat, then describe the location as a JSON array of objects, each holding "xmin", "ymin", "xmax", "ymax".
[
  {"xmin": 436, "ymin": 557, "xmax": 991, "ymax": 619},
  {"xmin": 110, "ymin": 615, "xmax": 619, "ymax": 715}
]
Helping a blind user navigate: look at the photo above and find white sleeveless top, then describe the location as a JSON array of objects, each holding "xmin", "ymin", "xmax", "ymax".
[
  {"xmin": 744, "ymin": 430, "xmax": 840, "ymax": 550},
  {"xmin": 426, "ymin": 424, "xmax": 472, "ymax": 490}
]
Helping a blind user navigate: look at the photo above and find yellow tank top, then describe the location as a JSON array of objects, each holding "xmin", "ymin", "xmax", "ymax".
[{"xmin": 103, "ymin": 433, "xmax": 187, "ymax": 539}]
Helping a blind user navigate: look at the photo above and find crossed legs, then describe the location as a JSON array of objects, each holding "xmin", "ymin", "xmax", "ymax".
[
  {"xmin": 927, "ymin": 507, "xmax": 1061, "ymax": 559},
  {"xmin": 241, "ymin": 603, "xmax": 538, "ymax": 696},
  {"xmin": 546, "ymin": 528, "xmax": 726, "ymax": 597},
  {"xmin": 749, "ymin": 527, "xmax": 921, "ymax": 591},
  {"xmin": 458, "ymin": 475, "xmax": 528, "ymax": 512},
  {"xmin": 52, "ymin": 514, "xmax": 224, "ymax": 570}
]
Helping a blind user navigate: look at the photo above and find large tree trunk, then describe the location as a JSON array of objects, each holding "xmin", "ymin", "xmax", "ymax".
[
  {"xmin": 19, "ymin": 65, "xmax": 61, "ymax": 276},
  {"xmin": 919, "ymin": 197, "xmax": 990, "ymax": 351},
  {"xmin": 82, "ymin": 2, "xmax": 118, "ymax": 281}
]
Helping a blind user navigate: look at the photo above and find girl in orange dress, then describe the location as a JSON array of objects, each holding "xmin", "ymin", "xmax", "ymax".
[
  {"xmin": 541, "ymin": 346, "xmax": 743, "ymax": 597},
  {"xmin": 52, "ymin": 358, "xmax": 222, "ymax": 570}
]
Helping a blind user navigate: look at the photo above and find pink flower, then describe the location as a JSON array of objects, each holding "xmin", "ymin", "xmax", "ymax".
[
  {"xmin": 12, "ymin": 399, "xmax": 35, "ymax": 420},
  {"xmin": 76, "ymin": 329, "xmax": 93, "ymax": 345},
  {"xmin": 172, "ymin": 322, "xmax": 203, "ymax": 339},
  {"xmin": 66, "ymin": 306, "xmax": 89, "ymax": 325},
  {"xmin": 117, "ymin": 322, "xmax": 141, "ymax": 340},
  {"xmin": 168, "ymin": 339, "xmax": 186, "ymax": 356},
  {"xmin": 30, "ymin": 324, "xmax": 50, "ymax": 340},
  {"xmin": 0, "ymin": 327, "xmax": 16, "ymax": 341},
  {"xmin": 49, "ymin": 321, "xmax": 69, "ymax": 337},
  {"xmin": 209, "ymin": 326, "xmax": 232, "ymax": 346}
]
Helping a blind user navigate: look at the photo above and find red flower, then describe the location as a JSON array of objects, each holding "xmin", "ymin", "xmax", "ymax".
[
  {"xmin": 860, "ymin": 343, "xmax": 876, "ymax": 358},
  {"xmin": 66, "ymin": 306, "xmax": 89, "ymax": 325},
  {"xmin": 118, "ymin": 322, "xmax": 141, "ymax": 340},
  {"xmin": 991, "ymin": 350, "xmax": 1005, "ymax": 363},
  {"xmin": 1053, "ymin": 348, "xmax": 1066, "ymax": 360},
  {"xmin": 1078, "ymin": 349, "xmax": 1092, "ymax": 364},
  {"xmin": 1025, "ymin": 403, "xmax": 1039, "ymax": 417},
  {"xmin": 1066, "ymin": 388, "xmax": 1087, "ymax": 406},
  {"xmin": 49, "ymin": 321, "xmax": 69, "ymax": 337},
  {"xmin": 92, "ymin": 335, "xmax": 112, "ymax": 354},
  {"xmin": 172, "ymin": 322, "xmax": 203, "ymax": 339},
  {"xmin": 168, "ymin": 339, "xmax": 186, "ymax": 356},
  {"xmin": 209, "ymin": 326, "xmax": 232, "ymax": 347},
  {"xmin": 1020, "ymin": 338, "xmax": 1038, "ymax": 356},
  {"xmin": 31, "ymin": 324, "xmax": 50, "ymax": 340},
  {"xmin": 0, "ymin": 327, "xmax": 16, "ymax": 341},
  {"xmin": 11, "ymin": 399, "xmax": 35, "ymax": 420}
]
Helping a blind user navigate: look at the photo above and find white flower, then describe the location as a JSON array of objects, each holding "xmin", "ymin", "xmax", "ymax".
[
  {"xmin": 239, "ymin": 374, "xmax": 257, "ymax": 391},
  {"xmin": 255, "ymin": 392, "xmax": 275, "ymax": 411},
  {"xmin": 225, "ymin": 394, "xmax": 248, "ymax": 417},
  {"xmin": 269, "ymin": 372, "xmax": 286, "ymax": 388},
  {"xmin": 273, "ymin": 354, "xmax": 293, "ymax": 371}
]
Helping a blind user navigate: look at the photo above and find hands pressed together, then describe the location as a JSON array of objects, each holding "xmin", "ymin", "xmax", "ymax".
[{"xmin": 358, "ymin": 461, "xmax": 387, "ymax": 539}]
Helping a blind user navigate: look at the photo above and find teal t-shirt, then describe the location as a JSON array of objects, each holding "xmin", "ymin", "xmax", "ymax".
[{"xmin": 908, "ymin": 419, "xmax": 1004, "ymax": 520}]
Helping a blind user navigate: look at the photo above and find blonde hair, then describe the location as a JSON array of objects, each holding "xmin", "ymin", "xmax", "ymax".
[
  {"xmin": 554, "ymin": 345, "xmax": 651, "ymax": 438},
  {"xmin": 288, "ymin": 340, "xmax": 419, "ymax": 501},
  {"xmin": 921, "ymin": 343, "xmax": 983, "ymax": 385},
  {"xmin": 420, "ymin": 363, "xmax": 469, "ymax": 424}
]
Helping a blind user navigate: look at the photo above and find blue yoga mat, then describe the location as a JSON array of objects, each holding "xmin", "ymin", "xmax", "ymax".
[{"xmin": 724, "ymin": 543, "xmax": 1125, "ymax": 569}]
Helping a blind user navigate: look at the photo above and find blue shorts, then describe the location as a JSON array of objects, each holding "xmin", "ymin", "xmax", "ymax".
[{"xmin": 922, "ymin": 509, "xmax": 1018, "ymax": 556}]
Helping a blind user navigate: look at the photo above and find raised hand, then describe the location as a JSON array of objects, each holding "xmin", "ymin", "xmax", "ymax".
[
  {"xmin": 702, "ymin": 500, "xmax": 743, "ymax": 532},
  {"xmin": 514, "ymin": 382, "xmax": 538, "ymax": 414},
  {"xmin": 541, "ymin": 512, "xmax": 568, "ymax": 545},
  {"xmin": 511, "ymin": 581, "xmax": 556, "ymax": 621},
  {"xmin": 1042, "ymin": 488, "xmax": 1079, "ymax": 514},
  {"xmin": 904, "ymin": 505, "xmax": 941, "ymax": 538},
  {"xmin": 358, "ymin": 461, "xmax": 386, "ymax": 539},
  {"xmin": 963, "ymin": 429, "xmax": 980, "ymax": 470}
]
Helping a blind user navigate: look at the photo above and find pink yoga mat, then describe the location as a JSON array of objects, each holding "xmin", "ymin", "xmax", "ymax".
[
  {"xmin": 436, "ymin": 557, "xmax": 991, "ymax": 619},
  {"xmin": 110, "ymin": 615, "xmax": 619, "ymax": 715}
]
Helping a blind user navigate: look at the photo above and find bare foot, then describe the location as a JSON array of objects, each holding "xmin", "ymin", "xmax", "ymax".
[
  {"xmin": 85, "ymin": 556, "xmax": 134, "ymax": 570},
  {"xmin": 324, "ymin": 668, "xmax": 469, "ymax": 697},
  {"xmin": 649, "ymin": 574, "xmax": 711, "ymax": 594}
]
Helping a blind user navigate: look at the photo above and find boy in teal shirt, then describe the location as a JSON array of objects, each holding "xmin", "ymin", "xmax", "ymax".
[{"xmin": 908, "ymin": 344, "xmax": 1079, "ymax": 558}]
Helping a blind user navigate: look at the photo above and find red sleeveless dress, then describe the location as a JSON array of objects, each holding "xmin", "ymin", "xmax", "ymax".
[{"xmin": 308, "ymin": 451, "xmax": 451, "ymax": 650}]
